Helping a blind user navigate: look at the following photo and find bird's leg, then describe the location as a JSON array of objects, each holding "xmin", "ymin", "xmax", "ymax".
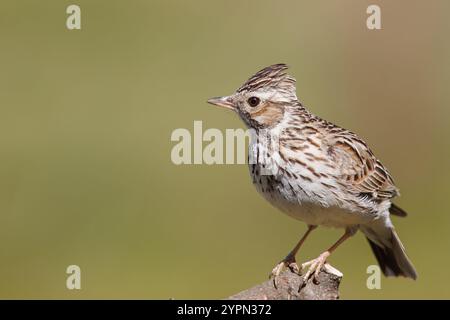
[
  {"xmin": 301, "ymin": 228, "xmax": 355, "ymax": 284},
  {"xmin": 270, "ymin": 225, "xmax": 317, "ymax": 288}
]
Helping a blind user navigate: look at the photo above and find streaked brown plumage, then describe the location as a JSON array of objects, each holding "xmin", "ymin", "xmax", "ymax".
[{"xmin": 208, "ymin": 64, "xmax": 417, "ymax": 286}]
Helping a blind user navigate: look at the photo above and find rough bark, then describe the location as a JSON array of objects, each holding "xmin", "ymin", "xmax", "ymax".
[{"xmin": 227, "ymin": 265, "xmax": 342, "ymax": 300}]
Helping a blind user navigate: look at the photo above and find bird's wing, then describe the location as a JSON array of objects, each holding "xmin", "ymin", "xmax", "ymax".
[{"xmin": 326, "ymin": 132, "xmax": 399, "ymax": 200}]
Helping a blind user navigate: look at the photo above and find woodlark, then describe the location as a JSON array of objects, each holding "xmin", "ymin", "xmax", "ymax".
[{"xmin": 208, "ymin": 64, "xmax": 417, "ymax": 286}]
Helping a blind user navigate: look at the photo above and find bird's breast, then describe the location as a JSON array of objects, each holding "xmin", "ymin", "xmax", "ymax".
[{"xmin": 248, "ymin": 160, "xmax": 376, "ymax": 228}]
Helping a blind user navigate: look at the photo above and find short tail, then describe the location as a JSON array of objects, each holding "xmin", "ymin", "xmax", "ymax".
[{"xmin": 361, "ymin": 218, "xmax": 417, "ymax": 280}]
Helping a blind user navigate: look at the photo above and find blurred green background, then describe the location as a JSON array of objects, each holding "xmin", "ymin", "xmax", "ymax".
[{"xmin": 0, "ymin": 0, "xmax": 449, "ymax": 299}]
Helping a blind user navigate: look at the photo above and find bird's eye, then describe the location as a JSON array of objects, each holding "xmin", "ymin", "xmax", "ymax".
[{"xmin": 247, "ymin": 96, "xmax": 260, "ymax": 107}]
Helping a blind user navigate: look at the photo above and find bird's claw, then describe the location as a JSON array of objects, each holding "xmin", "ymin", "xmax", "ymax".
[
  {"xmin": 288, "ymin": 261, "xmax": 300, "ymax": 274},
  {"xmin": 269, "ymin": 256, "xmax": 299, "ymax": 289},
  {"xmin": 300, "ymin": 252, "xmax": 330, "ymax": 285}
]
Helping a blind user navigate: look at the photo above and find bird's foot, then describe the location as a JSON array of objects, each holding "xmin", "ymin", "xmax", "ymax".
[
  {"xmin": 269, "ymin": 255, "xmax": 299, "ymax": 289},
  {"xmin": 300, "ymin": 251, "xmax": 331, "ymax": 284}
]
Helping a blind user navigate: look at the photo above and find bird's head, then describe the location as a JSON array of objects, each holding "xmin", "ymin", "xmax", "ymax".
[{"xmin": 208, "ymin": 64, "xmax": 299, "ymax": 129}]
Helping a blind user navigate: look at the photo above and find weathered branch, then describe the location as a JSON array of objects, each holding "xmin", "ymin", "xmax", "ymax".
[{"xmin": 227, "ymin": 265, "xmax": 342, "ymax": 300}]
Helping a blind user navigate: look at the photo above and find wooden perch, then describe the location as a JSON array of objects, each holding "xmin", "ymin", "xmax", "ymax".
[{"xmin": 227, "ymin": 265, "xmax": 343, "ymax": 300}]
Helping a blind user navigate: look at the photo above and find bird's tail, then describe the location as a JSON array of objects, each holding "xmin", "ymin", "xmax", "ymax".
[{"xmin": 360, "ymin": 217, "xmax": 417, "ymax": 280}]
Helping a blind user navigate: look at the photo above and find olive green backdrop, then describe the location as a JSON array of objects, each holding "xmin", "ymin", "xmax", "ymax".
[{"xmin": 0, "ymin": 0, "xmax": 449, "ymax": 299}]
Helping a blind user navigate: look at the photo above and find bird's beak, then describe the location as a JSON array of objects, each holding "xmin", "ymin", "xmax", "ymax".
[{"xmin": 207, "ymin": 96, "xmax": 235, "ymax": 111}]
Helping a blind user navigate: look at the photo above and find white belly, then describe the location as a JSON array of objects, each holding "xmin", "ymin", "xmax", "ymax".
[
  {"xmin": 247, "ymin": 133, "xmax": 379, "ymax": 228},
  {"xmin": 269, "ymin": 197, "xmax": 370, "ymax": 228},
  {"xmin": 250, "ymin": 166, "xmax": 376, "ymax": 228}
]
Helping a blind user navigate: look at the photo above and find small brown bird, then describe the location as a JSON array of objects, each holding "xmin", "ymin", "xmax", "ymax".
[{"xmin": 208, "ymin": 64, "xmax": 417, "ymax": 286}]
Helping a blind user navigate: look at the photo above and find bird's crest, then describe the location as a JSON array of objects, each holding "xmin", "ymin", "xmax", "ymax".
[{"xmin": 236, "ymin": 64, "xmax": 296, "ymax": 96}]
